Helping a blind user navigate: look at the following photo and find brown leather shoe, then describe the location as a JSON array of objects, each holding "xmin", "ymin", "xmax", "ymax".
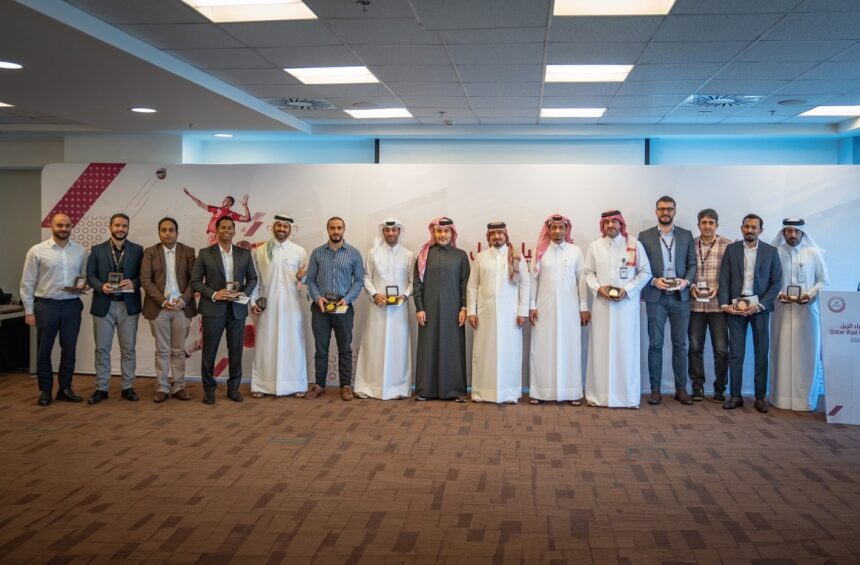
[
  {"xmin": 305, "ymin": 384, "xmax": 325, "ymax": 399},
  {"xmin": 172, "ymin": 389, "xmax": 191, "ymax": 401},
  {"xmin": 153, "ymin": 391, "xmax": 168, "ymax": 403},
  {"xmin": 722, "ymin": 396, "xmax": 744, "ymax": 410},
  {"xmin": 647, "ymin": 388, "xmax": 662, "ymax": 405},
  {"xmin": 754, "ymin": 398, "xmax": 770, "ymax": 413},
  {"xmin": 341, "ymin": 385, "xmax": 354, "ymax": 401},
  {"xmin": 674, "ymin": 389, "xmax": 693, "ymax": 405}
]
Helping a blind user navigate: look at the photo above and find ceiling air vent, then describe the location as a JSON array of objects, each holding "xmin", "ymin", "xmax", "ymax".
[
  {"xmin": 263, "ymin": 97, "xmax": 337, "ymax": 110},
  {"xmin": 684, "ymin": 95, "xmax": 764, "ymax": 108}
]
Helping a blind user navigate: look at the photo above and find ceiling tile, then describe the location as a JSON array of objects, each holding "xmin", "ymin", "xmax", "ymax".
[
  {"xmin": 68, "ymin": 0, "xmax": 205, "ymax": 24},
  {"xmin": 803, "ymin": 61, "xmax": 860, "ymax": 80},
  {"xmin": 798, "ymin": 0, "xmax": 860, "ymax": 11},
  {"xmin": 464, "ymin": 83, "xmax": 541, "ymax": 97},
  {"xmin": 831, "ymin": 43, "xmax": 860, "ymax": 61},
  {"xmin": 410, "ymin": 108, "xmax": 475, "ymax": 118},
  {"xmin": 440, "ymin": 27, "xmax": 547, "ymax": 44},
  {"xmin": 417, "ymin": 116, "xmax": 479, "ymax": 125},
  {"xmin": 165, "ymin": 48, "xmax": 274, "ymax": 69},
  {"xmin": 370, "ymin": 65, "xmax": 460, "ymax": 82},
  {"xmin": 777, "ymin": 79, "xmax": 860, "ymax": 94},
  {"xmin": 283, "ymin": 109, "xmax": 348, "ymax": 119},
  {"xmin": 697, "ymin": 79, "xmax": 789, "ymax": 94},
  {"xmin": 627, "ymin": 63, "xmax": 724, "ymax": 81},
  {"xmin": 601, "ymin": 107, "xmax": 672, "ymax": 117},
  {"xmin": 547, "ymin": 42, "xmax": 647, "ymax": 65},
  {"xmin": 398, "ymin": 96, "xmax": 471, "ymax": 108},
  {"xmin": 469, "ymin": 97, "xmax": 540, "ymax": 109},
  {"xmin": 598, "ymin": 116, "xmax": 661, "ymax": 124},
  {"xmin": 257, "ymin": 45, "xmax": 362, "ymax": 67},
  {"xmin": 637, "ymin": 41, "xmax": 749, "ymax": 63},
  {"xmin": 242, "ymin": 84, "xmax": 322, "ymax": 97},
  {"xmin": 352, "ymin": 45, "xmax": 450, "ymax": 66},
  {"xmin": 478, "ymin": 118, "xmax": 538, "ymax": 124},
  {"xmin": 767, "ymin": 12, "xmax": 860, "ymax": 40},
  {"xmin": 447, "ymin": 44, "xmax": 545, "ymax": 65},
  {"xmin": 737, "ymin": 40, "xmax": 855, "ymax": 61},
  {"xmin": 413, "ymin": 0, "xmax": 550, "ymax": 30},
  {"xmin": 541, "ymin": 96, "xmax": 614, "ymax": 107},
  {"xmin": 310, "ymin": 84, "xmax": 392, "ymax": 98},
  {"xmin": 303, "ymin": 0, "xmax": 416, "ymax": 19},
  {"xmin": 616, "ymin": 80, "xmax": 703, "ymax": 95},
  {"xmin": 671, "ymin": 0, "xmax": 802, "ymax": 14},
  {"xmin": 715, "ymin": 61, "xmax": 818, "ymax": 80},
  {"xmin": 612, "ymin": 94, "xmax": 690, "ymax": 107},
  {"xmin": 542, "ymin": 83, "xmax": 622, "ymax": 96},
  {"xmin": 326, "ymin": 19, "xmax": 441, "ymax": 45},
  {"xmin": 325, "ymin": 95, "xmax": 403, "ymax": 108},
  {"xmin": 387, "ymin": 82, "xmax": 466, "ymax": 96},
  {"xmin": 653, "ymin": 14, "xmax": 783, "ymax": 42},
  {"xmin": 456, "ymin": 64, "xmax": 542, "ymax": 82},
  {"xmin": 219, "ymin": 21, "xmax": 341, "ymax": 48},
  {"xmin": 118, "ymin": 24, "xmax": 242, "ymax": 49},
  {"xmin": 472, "ymin": 108, "xmax": 539, "ymax": 118},
  {"xmin": 551, "ymin": 16, "xmax": 663, "ymax": 43},
  {"xmin": 206, "ymin": 68, "xmax": 300, "ymax": 86},
  {"xmin": 821, "ymin": 92, "xmax": 860, "ymax": 104}
]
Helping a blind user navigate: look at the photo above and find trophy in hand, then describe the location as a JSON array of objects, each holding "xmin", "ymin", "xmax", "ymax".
[
  {"xmin": 108, "ymin": 272, "xmax": 122, "ymax": 293},
  {"xmin": 785, "ymin": 285, "xmax": 802, "ymax": 303},
  {"xmin": 695, "ymin": 281, "xmax": 711, "ymax": 303},
  {"xmin": 324, "ymin": 291, "xmax": 339, "ymax": 312},
  {"xmin": 256, "ymin": 297, "xmax": 267, "ymax": 312},
  {"xmin": 385, "ymin": 285, "xmax": 401, "ymax": 306},
  {"xmin": 64, "ymin": 276, "xmax": 88, "ymax": 293},
  {"xmin": 663, "ymin": 267, "xmax": 680, "ymax": 291}
]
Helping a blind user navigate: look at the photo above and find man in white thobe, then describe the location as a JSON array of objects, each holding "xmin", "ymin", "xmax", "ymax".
[
  {"xmin": 250, "ymin": 214, "xmax": 309, "ymax": 397},
  {"xmin": 770, "ymin": 218, "xmax": 829, "ymax": 412},
  {"xmin": 584, "ymin": 210, "xmax": 652, "ymax": 408},
  {"xmin": 354, "ymin": 218, "xmax": 415, "ymax": 400},
  {"xmin": 467, "ymin": 221, "xmax": 530, "ymax": 404},
  {"xmin": 528, "ymin": 214, "xmax": 591, "ymax": 405}
]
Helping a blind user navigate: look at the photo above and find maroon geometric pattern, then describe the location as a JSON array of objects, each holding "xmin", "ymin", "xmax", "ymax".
[{"xmin": 41, "ymin": 163, "xmax": 125, "ymax": 227}]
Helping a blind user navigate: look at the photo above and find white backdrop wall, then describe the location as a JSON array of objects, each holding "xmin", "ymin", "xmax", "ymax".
[{"xmin": 41, "ymin": 163, "xmax": 860, "ymax": 394}]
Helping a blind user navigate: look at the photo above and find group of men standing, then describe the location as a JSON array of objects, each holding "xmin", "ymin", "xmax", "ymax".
[{"xmin": 21, "ymin": 198, "xmax": 829, "ymax": 413}]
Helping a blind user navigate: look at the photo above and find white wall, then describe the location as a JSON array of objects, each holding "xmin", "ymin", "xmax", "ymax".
[
  {"xmin": 380, "ymin": 139, "xmax": 645, "ymax": 164},
  {"xmin": 650, "ymin": 138, "xmax": 841, "ymax": 165},
  {"xmin": 192, "ymin": 138, "xmax": 375, "ymax": 164},
  {"xmin": 64, "ymin": 134, "xmax": 184, "ymax": 164},
  {"xmin": 0, "ymin": 141, "xmax": 63, "ymax": 169},
  {"xmin": 0, "ymin": 170, "xmax": 40, "ymax": 295}
]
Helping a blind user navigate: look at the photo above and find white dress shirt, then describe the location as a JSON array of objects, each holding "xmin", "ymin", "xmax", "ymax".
[
  {"xmin": 741, "ymin": 240, "xmax": 758, "ymax": 296},
  {"xmin": 20, "ymin": 237, "xmax": 87, "ymax": 315},
  {"xmin": 163, "ymin": 245, "xmax": 180, "ymax": 302}
]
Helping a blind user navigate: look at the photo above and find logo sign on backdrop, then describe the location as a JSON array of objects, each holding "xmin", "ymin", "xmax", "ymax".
[
  {"xmin": 41, "ymin": 163, "xmax": 860, "ymax": 394},
  {"xmin": 820, "ymin": 291, "xmax": 860, "ymax": 425}
]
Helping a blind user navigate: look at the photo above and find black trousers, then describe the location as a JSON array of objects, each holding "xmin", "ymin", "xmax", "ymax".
[
  {"xmin": 200, "ymin": 310, "xmax": 245, "ymax": 392},
  {"xmin": 311, "ymin": 303, "xmax": 354, "ymax": 388},
  {"xmin": 34, "ymin": 298, "xmax": 82, "ymax": 392},
  {"xmin": 727, "ymin": 311, "xmax": 771, "ymax": 400},
  {"xmin": 688, "ymin": 310, "xmax": 729, "ymax": 393}
]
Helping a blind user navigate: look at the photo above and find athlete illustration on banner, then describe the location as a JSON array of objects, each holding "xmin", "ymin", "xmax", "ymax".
[{"xmin": 183, "ymin": 187, "xmax": 252, "ymax": 245}]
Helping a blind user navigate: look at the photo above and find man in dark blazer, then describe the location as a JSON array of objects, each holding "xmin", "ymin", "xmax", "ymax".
[
  {"xmin": 191, "ymin": 216, "xmax": 257, "ymax": 405},
  {"xmin": 718, "ymin": 213, "xmax": 782, "ymax": 413},
  {"xmin": 141, "ymin": 217, "xmax": 197, "ymax": 403},
  {"xmin": 86, "ymin": 213, "xmax": 144, "ymax": 404},
  {"xmin": 639, "ymin": 196, "xmax": 697, "ymax": 406}
]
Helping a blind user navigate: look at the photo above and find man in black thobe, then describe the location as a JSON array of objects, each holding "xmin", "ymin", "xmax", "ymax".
[{"xmin": 413, "ymin": 217, "xmax": 470, "ymax": 401}]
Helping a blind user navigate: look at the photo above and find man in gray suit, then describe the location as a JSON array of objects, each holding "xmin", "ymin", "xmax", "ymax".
[
  {"xmin": 639, "ymin": 196, "xmax": 697, "ymax": 406},
  {"xmin": 191, "ymin": 216, "xmax": 257, "ymax": 405},
  {"xmin": 718, "ymin": 213, "xmax": 782, "ymax": 413}
]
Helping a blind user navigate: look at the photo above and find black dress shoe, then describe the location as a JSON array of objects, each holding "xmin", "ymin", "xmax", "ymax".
[
  {"xmin": 754, "ymin": 398, "xmax": 770, "ymax": 413},
  {"xmin": 227, "ymin": 390, "xmax": 244, "ymax": 402},
  {"xmin": 203, "ymin": 389, "xmax": 215, "ymax": 405},
  {"xmin": 121, "ymin": 388, "xmax": 139, "ymax": 401},
  {"xmin": 711, "ymin": 391, "xmax": 726, "ymax": 403},
  {"xmin": 38, "ymin": 391, "xmax": 52, "ymax": 406},
  {"xmin": 722, "ymin": 396, "xmax": 744, "ymax": 410},
  {"xmin": 56, "ymin": 388, "xmax": 82, "ymax": 402},
  {"xmin": 88, "ymin": 390, "xmax": 109, "ymax": 405},
  {"xmin": 691, "ymin": 388, "xmax": 705, "ymax": 402},
  {"xmin": 647, "ymin": 389, "xmax": 662, "ymax": 405}
]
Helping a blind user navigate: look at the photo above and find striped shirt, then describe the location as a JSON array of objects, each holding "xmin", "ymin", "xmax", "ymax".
[
  {"xmin": 691, "ymin": 235, "xmax": 731, "ymax": 313},
  {"xmin": 307, "ymin": 242, "xmax": 365, "ymax": 304}
]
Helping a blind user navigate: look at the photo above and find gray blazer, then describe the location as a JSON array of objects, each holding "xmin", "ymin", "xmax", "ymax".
[
  {"xmin": 191, "ymin": 244, "xmax": 258, "ymax": 319},
  {"xmin": 638, "ymin": 225, "xmax": 697, "ymax": 303},
  {"xmin": 718, "ymin": 240, "xmax": 782, "ymax": 312}
]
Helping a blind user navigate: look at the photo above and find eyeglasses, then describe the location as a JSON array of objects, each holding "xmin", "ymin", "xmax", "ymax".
[{"xmin": 657, "ymin": 207, "xmax": 675, "ymax": 213}]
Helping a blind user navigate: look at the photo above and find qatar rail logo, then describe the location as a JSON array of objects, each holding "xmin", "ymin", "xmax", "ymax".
[{"xmin": 827, "ymin": 296, "xmax": 846, "ymax": 313}]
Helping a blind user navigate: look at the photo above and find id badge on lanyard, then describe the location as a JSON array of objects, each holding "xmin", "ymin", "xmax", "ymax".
[{"xmin": 619, "ymin": 257, "xmax": 629, "ymax": 280}]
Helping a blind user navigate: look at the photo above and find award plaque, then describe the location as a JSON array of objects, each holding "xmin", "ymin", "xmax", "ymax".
[
  {"xmin": 64, "ymin": 276, "xmax": 87, "ymax": 293},
  {"xmin": 663, "ymin": 268, "xmax": 680, "ymax": 290},
  {"xmin": 733, "ymin": 295, "xmax": 760, "ymax": 312},
  {"xmin": 108, "ymin": 272, "xmax": 122, "ymax": 291},
  {"xmin": 385, "ymin": 285, "xmax": 401, "ymax": 305},
  {"xmin": 225, "ymin": 281, "xmax": 239, "ymax": 293},
  {"xmin": 786, "ymin": 285, "xmax": 802, "ymax": 302},
  {"xmin": 256, "ymin": 297, "xmax": 267, "ymax": 312},
  {"xmin": 607, "ymin": 286, "xmax": 622, "ymax": 299},
  {"xmin": 695, "ymin": 281, "xmax": 711, "ymax": 303},
  {"xmin": 324, "ymin": 292, "xmax": 339, "ymax": 312}
]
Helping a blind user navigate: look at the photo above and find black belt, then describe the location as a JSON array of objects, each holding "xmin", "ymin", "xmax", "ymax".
[{"xmin": 111, "ymin": 295, "xmax": 125, "ymax": 302}]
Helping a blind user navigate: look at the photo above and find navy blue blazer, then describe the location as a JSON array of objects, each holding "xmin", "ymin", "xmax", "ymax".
[
  {"xmin": 717, "ymin": 240, "xmax": 782, "ymax": 312},
  {"xmin": 86, "ymin": 239, "xmax": 144, "ymax": 317},
  {"xmin": 191, "ymin": 244, "xmax": 258, "ymax": 319},
  {"xmin": 638, "ymin": 225, "xmax": 697, "ymax": 303}
]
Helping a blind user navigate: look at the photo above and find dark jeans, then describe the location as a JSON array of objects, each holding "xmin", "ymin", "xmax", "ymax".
[
  {"xmin": 34, "ymin": 298, "xmax": 82, "ymax": 392},
  {"xmin": 688, "ymin": 310, "xmax": 729, "ymax": 393},
  {"xmin": 200, "ymin": 310, "xmax": 245, "ymax": 392},
  {"xmin": 645, "ymin": 293, "xmax": 691, "ymax": 391},
  {"xmin": 311, "ymin": 303, "xmax": 354, "ymax": 388},
  {"xmin": 727, "ymin": 311, "xmax": 770, "ymax": 400}
]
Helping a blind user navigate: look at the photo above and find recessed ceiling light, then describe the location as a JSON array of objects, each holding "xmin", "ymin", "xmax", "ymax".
[
  {"xmin": 284, "ymin": 66, "xmax": 379, "ymax": 85},
  {"xmin": 541, "ymin": 108, "xmax": 606, "ymax": 118},
  {"xmin": 545, "ymin": 65, "xmax": 633, "ymax": 83},
  {"xmin": 554, "ymin": 0, "xmax": 675, "ymax": 16},
  {"xmin": 777, "ymin": 99, "xmax": 808, "ymax": 106},
  {"xmin": 0, "ymin": 101, "xmax": 13, "ymax": 108},
  {"xmin": 0, "ymin": 61, "xmax": 23, "ymax": 70},
  {"xmin": 345, "ymin": 108, "xmax": 412, "ymax": 119},
  {"xmin": 130, "ymin": 107, "xmax": 157, "ymax": 113},
  {"xmin": 799, "ymin": 105, "xmax": 860, "ymax": 116},
  {"xmin": 181, "ymin": 0, "xmax": 316, "ymax": 23},
  {"xmin": 213, "ymin": 133, "xmax": 234, "ymax": 138}
]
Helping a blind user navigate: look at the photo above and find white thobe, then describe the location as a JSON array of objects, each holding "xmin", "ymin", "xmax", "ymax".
[
  {"xmin": 354, "ymin": 243, "xmax": 415, "ymax": 399},
  {"xmin": 467, "ymin": 247, "xmax": 530, "ymax": 403},
  {"xmin": 251, "ymin": 239, "xmax": 308, "ymax": 396},
  {"xmin": 528, "ymin": 242, "xmax": 589, "ymax": 401},
  {"xmin": 584, "ymin": 235, "xmax": 651, "ymax": 408},
  {"xmin": 771, "ymin": 243, "xmax": 828, "ymax": 411}
]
